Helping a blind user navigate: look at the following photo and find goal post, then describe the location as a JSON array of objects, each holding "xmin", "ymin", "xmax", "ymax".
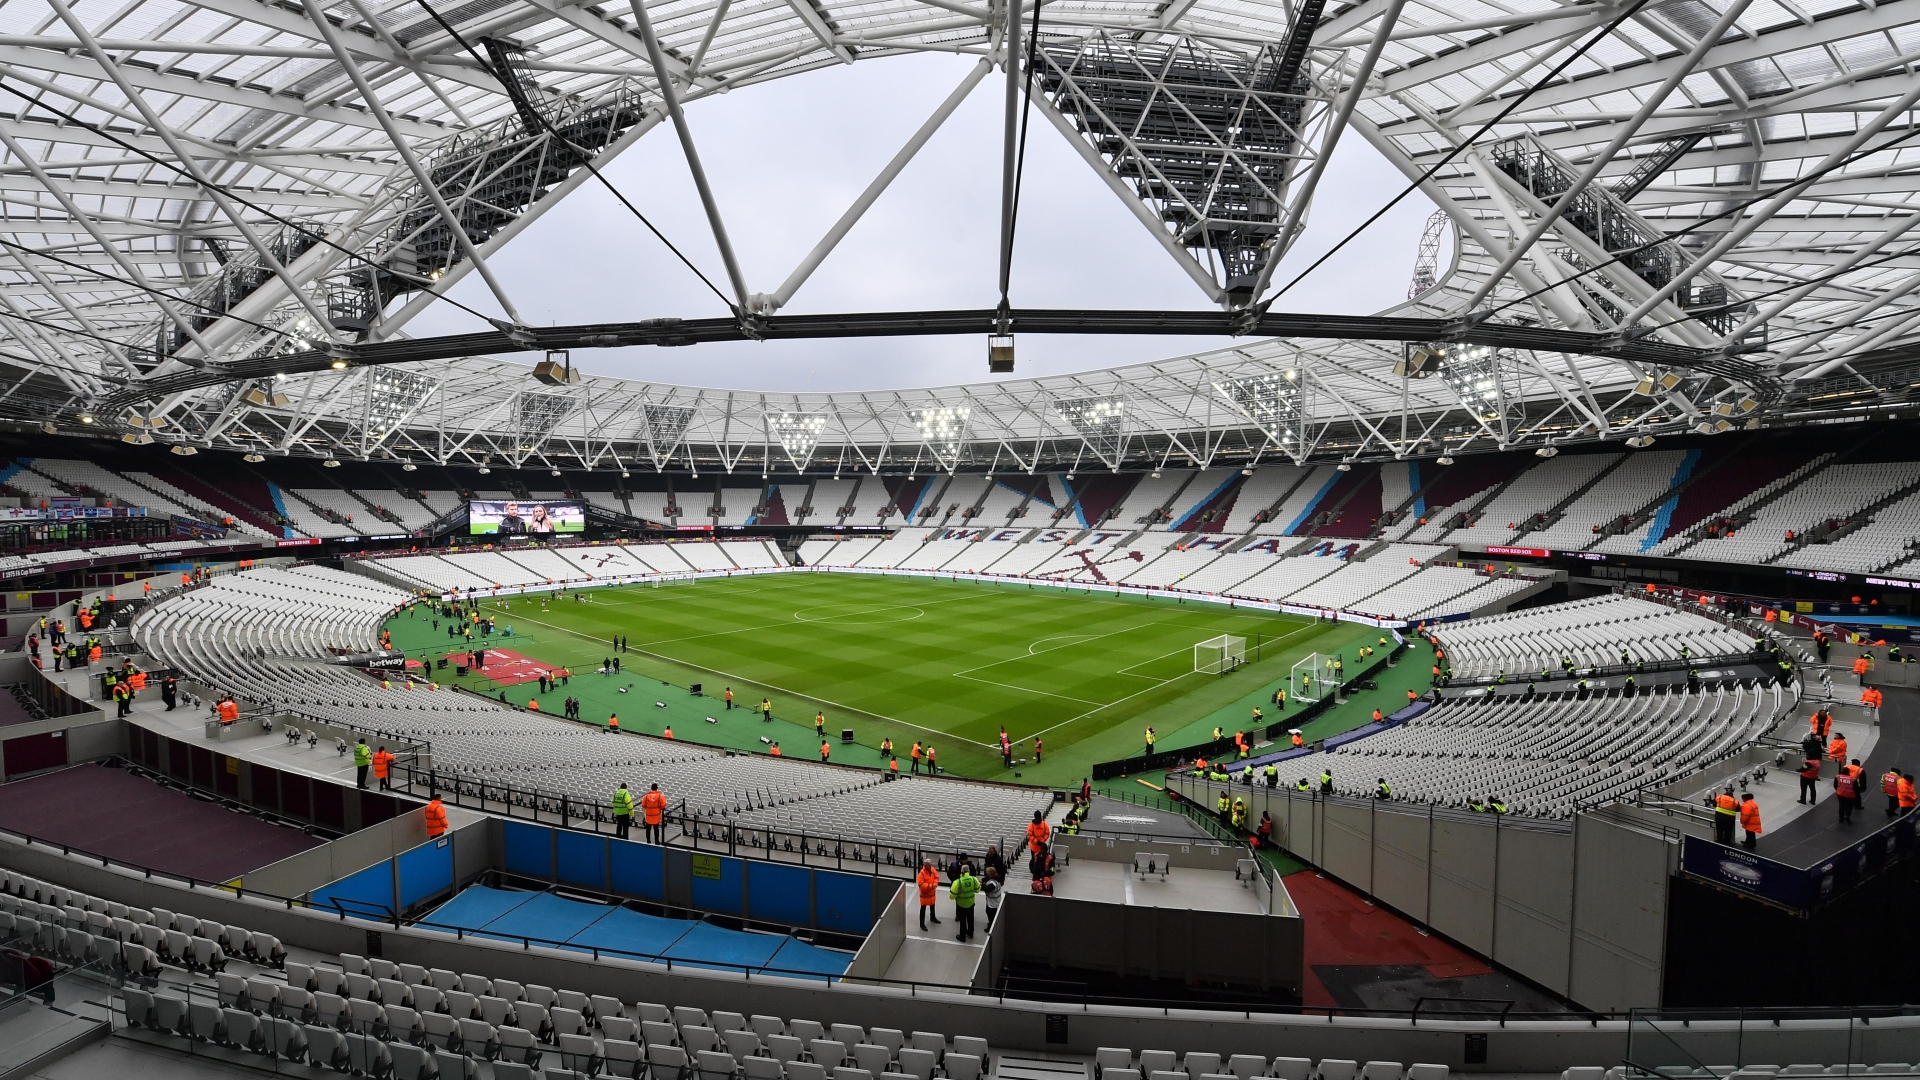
[
  {"xmin": 1289, "ymin": 652, "xmax": 1325, "ymax": 703},
  {"xmin": 1194, "ymin": 634, "xmax": 1247, "ymax": 675}
]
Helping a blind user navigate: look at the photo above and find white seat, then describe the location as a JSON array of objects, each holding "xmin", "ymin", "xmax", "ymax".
[
  {"xmin": 948, "ymin": 1057, "xmax": 983, "ymax": 1080},
  {"xmin": 1320, "ymin": 1061, "xmax": 1359, "ymax": 1080},
  {"xmin": 1362, "ymin": 1064, "xmax": 1403, "ymax": 1080}
]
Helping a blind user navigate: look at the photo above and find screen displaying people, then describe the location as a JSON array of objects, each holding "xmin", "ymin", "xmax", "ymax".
[{"xmin": 468, "ymin": 500, "xmax": 584, "ymax": 535}]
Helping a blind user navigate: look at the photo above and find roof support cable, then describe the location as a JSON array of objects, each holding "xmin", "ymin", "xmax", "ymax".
[
  {"xmin": 0, "ymin": 81, "xmax": 508, "ymax": 334},
  {"xmin": 1255, "ymin": 0, "xmax": 1652, "ymax": 313},
  {"xmin": 410, "ymin": 0, "xmax": 739, "ymax": 316}
]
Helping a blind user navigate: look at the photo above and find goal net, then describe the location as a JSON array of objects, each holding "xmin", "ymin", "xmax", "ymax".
[
  {"xmin": 1194, "ymin": 635, "xmax": 1247, "ymax": 675},
  {"xmin": 1289, "ymin": 652, "xmax": 1326, "ymax": 704}
]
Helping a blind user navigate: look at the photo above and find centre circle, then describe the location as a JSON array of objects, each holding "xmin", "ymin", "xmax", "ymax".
[{"xmin": 792, "ymin": 605, "xmax": 927, "ymax": 624}]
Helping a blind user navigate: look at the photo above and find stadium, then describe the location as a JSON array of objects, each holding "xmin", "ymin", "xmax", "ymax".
[{"xmin": 4, "ymin": 0, "xmax": 1920, "ymax": 1073}]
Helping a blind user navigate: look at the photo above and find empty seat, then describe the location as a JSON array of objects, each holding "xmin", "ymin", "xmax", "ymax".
[
  {"xmin": 745, "ymin": 1059, "xmax": 785, "ymax": 1080},
  {"xmin": 268, "ymin": 1016, "xmax": 308, "ymax": 1060},
  {"xmin": 307, "ymin": 1025, "xmax": 349, "ymax": 1070},
  {"xmin": 422, "ymin": 1012, "xmax": 460, "ymax": 1050},
  {"xmin": 594, "ymin": 995, "xmax": 629, "ymax": 1023},
  {"xmin": 560, "ymin": 1022, "xmax": 602, "ymax": 1068},
  {"xmin": 516, "ymin": 1001, "xmax": 553, "ymax": 1041},
  {"xmin": 831, "ymin": 1026, "xmax": 866, "ymax": 1048},
  {"xmin": 555, "ymin": 1006, "xmax": 591, "ymax": 1038},
  {"xmin": 386, "ymin": 1005, "xmax": 424, "ymax": 1042},
  {"xmin": 789, "ymin": 1064, "xmax": 829, "ymax": 1080},
  {"xmin": 676, "ymin": 1006, "xmax": 712, "ymax": 1028},
  {"xmin": 605, "ymin": 1041, "xmax": 644, "ymax": 1079},
  {"xmin": 725, "ymin": 1030, "xmax": 764, "ymax": 1060},
  {"xmin": 224, "ymin": 1008, "xmax": 262, "ymax": 1052},
  {"xmin": 1228, "ymin": 1057, "xmax": 1266, "ymax": 1080},
  {"xmin": 750, "ymin": 1016, "xmax": 785, "ymax": 1039},
  {"xmin": 392, "ymin": 1042, "xmax": 438, "ymax": 1080},
  {"xmin": 499, "ymin": 1025, "xmax": 541, "ymax": 1065},
  {"xmin": 769, "ymin": 1036, "xmax": 806, "ymax": 1064},
  {"xmin": 459, "ymin": 973, "xmax": 492, "ymax": 996},
  {"xmin": 715, "ymin": 1012, "xmax": 750, "ymax": 1034},
  {"xmin": 686, "ymin": 1026, "xmax": 723, "ymax": 1054},
  {"xmin": 855, "ymin": 1045, "xmax": 893, "ymax": 1074},
  {"xmin": 792, "ymin": 1021, "xmax": 827, "ymax": 1045},
  {"xmin": 1186, "ymin": 1055, "xmax": 1223, "ymax": 1080},
  {"xmin": 1141, "ymin": 1054, "xmax": 1179, "ymax": 1077},
  {"xmin": 699, "ymin": 1049, "xmax": 742, "ymax": 1080},
  {"xmin": 479, "ymin": 996, "xmax": 514, "ymax": 1026},
  {"xmin": 897, "ymin": 1049, "xmax": 937, "ymax": 1080},
  {"xmin": 457, "ymin": 1017, "xmax": 497, "ymax": 1058},
  {"xmin": 953, "ymin": 1039, "xmax": 988, "ymax": 1062},
  {"xmin": 651, "ymin": 1043, "xmax": 692, "ymax": 1080},
  {"xmin": 948, "ymin": 1056, "xmax": 983, "ymax": 1080},
  {"xmin": 870, "ymin": 1030, "xmax": 905, "ymax": 1057},
  {"xmin": 1321, "ymin": 1062, "xmax": 1359, "ymax": 1080},
  {"xmin": 811, "ymin": 1040, "xmax": 848, "ymax": 1068},
  {"xmin": 1407, "ymin": 1068, "xmax": 1448, "ymax": 1080},
  {"xmin": 1272, "ymin": 1060, "xmax": 1312, "ymax": 1080}
]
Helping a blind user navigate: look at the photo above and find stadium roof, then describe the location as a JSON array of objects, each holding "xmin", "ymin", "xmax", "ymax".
[{"xmin": 1, "ymin": 0, "xmax": 1917, "ymax": 469}]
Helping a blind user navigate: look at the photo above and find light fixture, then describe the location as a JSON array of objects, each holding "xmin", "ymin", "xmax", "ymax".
[
  {"xmin": 534, "ymin": 349, "xmax": 580, "ymax": 386},
  {"xmin": 243, "ymin": 452, "xmax": 265, "ymax": 463},
  {"xmin": 1151, "ymin": 471, "xmax": 1161, "ymax": 478},
  {"xmin": 79, "ymin": 413, "xmax": 95, "ymax": 424},
  {"xmin": 1436, "ymin": 456, "xmax": 1455, "ymax": 465},
  {"xmin": 1065, "ymin": 473, "xmax": 1074, "ymax": 480},
  {"xmin": 1336, "ymin": 462, "xmax": 1353, "ymax": 472},
  {"xmin": 120, "ymin": 432, "xmax": 153, "ymax": 445},
  {"xmin": 1625, "ymin": 435, "xmax": 1656, "ymax": 449},
  {"xmin": 1535, "ymin": 446, "xmax": 1559, "ymax": 458},
  {"xmin": 987, "ymin": 333, "xmax": 1014, "ymax": 374},
  {"xmin": 401, "ymin": 462, "xmax": 418, "ymax": 472},
  {"xmin": 40, "ymin": 421, "xmax": 55, "ymax": 434},
  {"xmin": 1241, "ymin": 467, "xmax": 1253, "ymax": 476},
  {"xmin": 478, "ymin": 466, "xmax": 491, "ymax": 474},
  {"xmin": 551, "ymin": 469, "xmax": 562, "ymax": 477},
  {"xmin": 621, "ymin": 471, "xmax": 630, "ymax": 478},
  {"xmin": 329, "ymin": 358, "xmax": 350, "ymax": 370},
  {"xmin": 171, "ymin": 445, "xmax": 198, "ymax": 456},
  {"xmin": 323, "ymin": 457, "xmax": 341, "ymax": 468}
]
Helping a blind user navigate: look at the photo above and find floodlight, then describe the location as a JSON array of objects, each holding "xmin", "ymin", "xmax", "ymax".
[
  {"xmin": 401, "ymin": 462, "xmax": 418, "ymax": 471},
  {"xmin": 988, "ymin": 333, "xmax": 1014, "ymax": 373},
  {"xmin": 171, "ymin": 445, "xmax": 197, "ymax": 456},
  {"xmin": 323, "ymin": 457, "xmax": 341, "ymax": 467},
  {"xmin": 1436, "ymin": 456, "xmax": 1455, "ymax": 465},
  {"xmin": 243, "ymin": 453, "xmax": 265, "ymax": 463},
  {"xmin": 534, "ymin": 350, "xmax": 580, "ymax": 385},
  {"xmin": 1535, "ymin": 446, "xmax": 1558, "ymax": 457}
]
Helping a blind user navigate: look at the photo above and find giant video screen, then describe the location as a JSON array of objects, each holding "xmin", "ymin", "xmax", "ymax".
[{"xmin": 468, "ymin": 499, "xmax": 584, "ymax": 535}]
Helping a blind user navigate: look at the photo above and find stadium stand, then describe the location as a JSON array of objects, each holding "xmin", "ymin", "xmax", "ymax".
[
  {"xmin": 131, "ymin": 564, "xmax": 1045, "ymax": 854},
  {"xmin": 1219, "ymin": 465, "xmax": 1308, "ymax": 534},
  {"xmin": 1441, "ymin": 453, "xmax": 1620, "ymax": 549},
  {"xmin": 1522, "ymin": 450, "xmax": 1691, "ymax": 552},
  {"xmin": 1311, "ymin": 677, "xmax": 1788, "ymax": 816},
  {"xmin": 1259, "ymin": 465, "xmax": 1339, "ymax": 535},
  {"xmin": 1431, "ymin": 595, "xmax": 1755, "ymax": 680},
  {"xmin": 1107, "ymin": 471, "xmax": 1189, "ymax": 529},
  {"xmin": 1677, "ymin": 460, "xmax": 1920, "ymax": 567}
]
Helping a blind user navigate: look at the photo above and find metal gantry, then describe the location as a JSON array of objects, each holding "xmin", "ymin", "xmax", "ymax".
[{"xmin": 0, "ymin": 0, "xmax": 1915, "ymax": 469}]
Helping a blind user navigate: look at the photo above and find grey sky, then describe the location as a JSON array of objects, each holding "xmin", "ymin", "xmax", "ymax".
[{"xmin": 409, "ymin": 53, "xmax": 1448, "ymax": 392}]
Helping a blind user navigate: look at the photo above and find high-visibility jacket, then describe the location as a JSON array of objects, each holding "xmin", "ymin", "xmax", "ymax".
[
  {"xmin": 916, "ymin": 867, "xmax": 940, "ymax": 904},
  {"xmin": 217, "ymin": 700, "xmax": 239, "ymax": 724},
  {"xmin": 354, "ymin": 742, "xmax": 372, "ymax": 767},
  {"xmin": 1812, "ymin": 712, "xmax": 1833, "ymax": 737},
  {"xmin": 372, "ymin": 749, "xmax": 394, "ymax": 779},
  {"xmin": 424, "ymin": 800, "xmax": 448, "ymax": 837},
  {"xmin": 1828, "ymin": 737, "xmax": 1848, "ymax": 762},
  {"xmin": 910, "ymin": 743, "xmax": 922, "ymax": 761},
  {"xmin": 1027, "ymin": 820, "xmax": 1051, "ymax": 849},
  {"xmin": 1900, "ymin": 778, "xmax": 1918, "ymax": 810},
  {"xmin": 640, "ymin": 789, "xmax": 667, "ymax": 825},
  {"xmin": 87, "ymin": 644, "xmax": 101, "ymax": 662},
  {"xmin": 1884, "ymin": 771, "xmax": 1902, "ymax": 796},
  {"xmin": 1714, "ymin": 793, "xmax": 1737, "ymax": 816},
  {"xmin": 1739, "ymin": 800, "xmax": 1762, "ymax": 834},
  {"xmin": 1836, "ymin": 773, "xmax": 1858, "ymax": 799},
  {"xmin": 949, "ymin": 873, "xmax": 978, "ymax": 909},
  {"xmin": 612, "ymin": 788, "xmax": 634, "ymax": 817},
  {"xmin": 1230, "ymin": 804, "xmax": 1246, "ymax": 828},
  {"xmin": 889, "ymin": 759, "xmax": 899, "ymax": 775},
  {"xmin": 1853, "ymin": 657, "xmax": 1871, "ymax": 675},
  {"xmin": 1217, "ymin": 794, "xmax": 1231, "ymax": 814},
  {"xmin": 1799, "ymin": 759, "xmax": 1821, "ymax": 781},
  {"xmin": 128, "ymin": 672, "xmax": 146, "ymax": 690}
]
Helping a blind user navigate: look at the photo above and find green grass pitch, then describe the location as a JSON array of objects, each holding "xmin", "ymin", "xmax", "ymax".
[{"xmin": 385, "ymin": 573, "xmax": 1370, "ymax": 784}]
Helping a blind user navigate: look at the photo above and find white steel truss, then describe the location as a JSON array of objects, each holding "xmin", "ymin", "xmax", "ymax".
[{"xmin": 0, "ymin": 0, "xmax": 1915, "ymax": 468}]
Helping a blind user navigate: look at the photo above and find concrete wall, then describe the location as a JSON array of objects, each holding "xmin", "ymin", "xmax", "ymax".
[
  {"xmin": 846, "ymin": 884, "xmax": 909, "ymax": 983},
  {"xmin": 993, "ymin": 889, "xmax": 1302, "ymax": 997},
  {"xmin": 11, "ymin": 832, "xmax": 1920, "ymax": 1069},
  {"xmin": 1173, "ymin": 777, "xmax": 1677, "ymax": 1011},
  {"xmin": 239, "ymin": 806, "xmax": 449, "ymax": 899}
]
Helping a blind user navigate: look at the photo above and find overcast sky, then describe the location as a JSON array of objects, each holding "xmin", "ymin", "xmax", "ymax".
[{"xmin": 406, "ymin": 52, "xmax": 1448, "ymax": 392}]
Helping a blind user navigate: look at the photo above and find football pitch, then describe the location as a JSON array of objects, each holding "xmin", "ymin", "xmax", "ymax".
[{"xmin": 389, "ymin": 573, "xmax": 1369, "ymax": 782}]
